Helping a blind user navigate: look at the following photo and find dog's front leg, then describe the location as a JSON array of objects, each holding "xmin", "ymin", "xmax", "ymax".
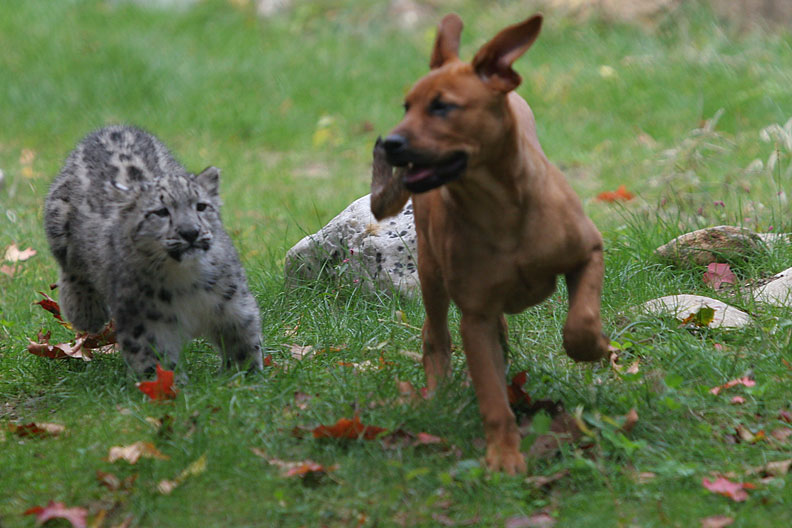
[
  {"xmin": 563, "ymin": 247, "xmax": 610, "ymax": 362},
  {"xmin": 460, "ymin": 312, "xmax": 525, "ymax": 474},
  {"xmin": 417, "ymin": 246, "xmax": 452, "ymax": 391}
]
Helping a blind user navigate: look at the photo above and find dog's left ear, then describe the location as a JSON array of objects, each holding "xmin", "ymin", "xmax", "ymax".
[
  {"xmin": 430, "ymin": 13, "xmax": 464, "ymax": 69},
  {"xmin": 472, "ymin": 14, "xmax": 543, "ymax": 92}
]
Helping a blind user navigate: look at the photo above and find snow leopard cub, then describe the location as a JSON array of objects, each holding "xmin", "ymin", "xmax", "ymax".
[{"xmin": 44, "ymin": 125, "xmax": 263, "ymax": 375}]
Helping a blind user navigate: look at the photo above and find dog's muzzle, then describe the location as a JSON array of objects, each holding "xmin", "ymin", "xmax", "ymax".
[{"xmin": 382, "ymin": 134, "xmax": 468, "ymax": 193}]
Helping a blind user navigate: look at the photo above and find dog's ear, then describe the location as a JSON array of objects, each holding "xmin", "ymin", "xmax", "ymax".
[
  {"xmin": 430, "ymin": 13, "xmax": 464, "ymax": 69},
  {"xmin": 371, "ymin": 137, "xmax": 410, "ymax": 220},
  {"xmin": 472, "ymin": 14, "xmax": 543, "ymax": 92}
]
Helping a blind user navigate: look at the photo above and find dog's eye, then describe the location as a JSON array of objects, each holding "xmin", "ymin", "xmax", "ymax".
[
  {"xmin": 403, "ymin": 102, "xmax": 411, "ymax": 113},
  {"xmin": 428, "ymin": 98, "xmax": 458, "ymax": 117},
  {"xmin": 196, "ymin": 202, "xmax": 209, "ymax": 212},
  {"xmin": 151, "ymin": 208, "xmax": 169, "ymax": 218}
]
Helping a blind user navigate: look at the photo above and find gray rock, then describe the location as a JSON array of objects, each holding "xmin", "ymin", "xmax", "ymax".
[
  {"xmin": 655, "ymin": 225, "xmax": 762, "ymax": 267},
  {"xmin": 753, "ymin": 266, "xmax": 792, "ymax": 306},
  {"xmin": 284, "ymin": 194, "xmax": 419, "ymax": 296},
  {"xmin": 640, "ymin": 294, "xmax": 751, "ymax": 329}
]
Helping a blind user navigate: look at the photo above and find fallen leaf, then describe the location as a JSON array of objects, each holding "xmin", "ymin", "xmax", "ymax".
[
  {"xmin": 4, "ymin": 244, "xmax": 36, "ymax": 263},
  {"xmin": 779, "ymin": 410, "xmax": 792, "ymax": 423},
  {"xmin": 107, "ymin": 441, "xmax": 169, "ymax": 464},
  {"xmin": 700, "ymin": 515, "xmax": 734, "ymax": 528},
  {"xmin": 528, "ymin": 412, "xmax": 584, "ymax": 458},
  {"xmin": 635, "ymin": 471, "xmax": 656, "ymax": 484},
  {"xmin": 703, "ymin": 263, "xmax": 736, "ymax": 290},
  {"xmin": 10, "ymin": 422, "xmax": 66, "ymax": 438},
  {"xmin": 596, "ymin": 185, "xmax": 634, "ymax": 203},
  {"xmin": 24, "ymin": 501, "xmax": 88, "ymax": 528},
  {"xmin": 734, "ymin": 425, "xmax": 765, "ymax": 444},
  {"xmin": 746, "ymin": 459, "xmax": 792, "ymax": 478},
  {"xmin": 621, "ymin": 408, "xmax": 639, "ymax": 433},
  {"xmin": 1, "ymin": 264, "xmax": 16, "ymax": 277},
  {"xmin": 730, "ymin": 396, "xmax": 745, "ymax": 405},
  {"xmin": 432, "ymin": 513, "xmax": 480, "ymax": 527},
  {"xmin": 157, "ymin": 453, "xmax": 207, "ymax": 494},
  {"xmin": 505, "ymin": 512, "xmax": 557, "ymax": 528},
  {"xmin": 770, "ymin": 428, "xmax": 792, "ymax": 442},
  {"xmin": 264, "ymin": 457, "xmax": 338, "ymax": 478},
  {"xmin": 96, "ymin": 470, "xmax": 137, "ymax": 491},
  {"xmin": 525, "ymin": 469, "xmax": 569, "ymax": 490},
  {"xmin": 290, "ymin": 344, "xmax": 314, "ymax": 360},
  {"xmin": 312, "ymin": 415, "xmax": 387, "ymax": 441},
  {"xmin": 710, "ymin": 376, "xmax": 755, "ymax": 396},
  {"xmin": 396, "ymin": 380, "xmax": 428, "ymax": 405},
  {"xmin": 507, "ymin": 371, "xmax": 531, "ymax": 409},
  {"xmin": 681, "ymin": 306, "xmax": 716, "ymax": 328},
  {"xmin": 263, "ymin": 353, "xmax": 276, "ymax": 367},
  {"xmin": 34, "ymin": 291, "xmax": 66, "ymax": 324},
  {"xmin": 136, "ymin": 364, "xmax": 178, "ymax": 401},
  {"xmin": 702, "ymin": 476, "xmax": 751, "ymax": 502}
]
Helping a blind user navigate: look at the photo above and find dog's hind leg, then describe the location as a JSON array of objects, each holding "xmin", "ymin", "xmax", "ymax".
[{"xmin": 562, "ymin": 247, "xmax": 609, "ymax": 362}]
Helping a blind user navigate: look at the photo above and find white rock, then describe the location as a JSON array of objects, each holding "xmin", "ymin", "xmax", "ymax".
[
  {"xmin": 754, "ymin": 266, "xmax": 792, "ymax": 306},
  {"xmin": 756, "ymin": 232, "xmax": 792, "ymax": 249},
  {"xmin": 256, "ymin": 0, "xmax": 291, "ymax": 17},
  {"xmin": 640, "ymin": 294, "xmax": 751, "ymax": 329},
  {"xmin": 284, "ymin": 194, "xmax": 419, "ymax": 296}
]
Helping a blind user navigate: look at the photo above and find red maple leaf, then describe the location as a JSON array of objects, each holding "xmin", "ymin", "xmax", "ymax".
[
  {"xmin": 507, "ymin": 370, "xmax": 531, "ymax": 407},
  {"xmin": 703, "ymin": 263, "xmax": 736, "ymax": 289},
  {"xmin": 34, "ymin": 291, "xmax": 65, "ymax": 323},
  {"xmin": 136, "ymin": 364, "xmax": 178, "ymax": 401},
  {"xmin": 312, "ymin": 415, "xmax": 386, "ymax": 440},
  {"xmin": 596, "ymin": 185, "xmax": 634, "ymax": 203},
  {"xmin": 702, "ymin": 476, "xmax": 754, "ymax": 502},
  {"xmin": 24, "ymin": 501, "xmax": 88, "ymax": 528}
]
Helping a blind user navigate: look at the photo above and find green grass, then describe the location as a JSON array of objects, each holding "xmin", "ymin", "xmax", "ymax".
[{"xmin": 2, "ymin": 1, "xmax": 792, "ymax": 526}]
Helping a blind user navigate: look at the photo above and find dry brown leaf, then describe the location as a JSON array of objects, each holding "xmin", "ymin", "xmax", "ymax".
[
  {"xmin": 621, "ymin": 408, "xmax": 639, "ymax": 433},
  {"xmin": 528, "ymin": 412, "xmax": 583, "ymax": 458},
  {"xmin": 505, "ymin": 512, "xmax": 557, "ymax": 528},
  {"xmin": 107, "ymin": 441, "xmax": 169, "ymax": 464},
  {"xmin": 746, "ymin": 458, "xmax": 792, "ymax": 478},
  {"xmin": 700, "ymin": 515, "xmax": 734, "ymax": 528},
  {"xmin": 157, "ymin": 454, "xmax": 207, "ymax": 494},
  {"xmin": 770, "ymin": 428, "xmax": 792, "ymax": 442},
  {"xmin": 10, "ymin": 422, "xmax": 66, "ymax": 438},
  {"xmin": 290, "ymin": 344, "xmax": 314, "ymax": 360},
  {"xmin": 524, "ymin": 469, "xmax": 569, "ymax": 489},
  {"xmin": 3, "ymin": 244, "xmax": 37, "ymax": 263}
]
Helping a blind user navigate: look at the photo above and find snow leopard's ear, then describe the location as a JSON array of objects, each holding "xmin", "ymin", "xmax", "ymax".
[{"xmin": 195, "ymin": 166, "xmax": 220, "ymax": 197}]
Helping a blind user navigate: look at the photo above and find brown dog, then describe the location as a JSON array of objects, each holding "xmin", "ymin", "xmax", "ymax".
[{"xmin": 371, "ymin": 13, "xmax": 609, "ymax": 474}]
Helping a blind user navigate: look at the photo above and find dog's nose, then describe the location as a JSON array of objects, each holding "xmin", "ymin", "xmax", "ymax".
[
  {"xmin": 178, "ymin": 225, "xmax": 200, "ymax": 243},
  {"xmin": 382, "ymin": 134, "xmax": 408, "ymax": 155}
]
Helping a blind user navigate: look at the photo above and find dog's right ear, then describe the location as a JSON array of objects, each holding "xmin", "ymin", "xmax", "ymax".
[
  {"xmin": 371, "ymin": 137, "xmax": 410, "ymax": 220},
  {"xmin": 429, "ymin": 13, "xmax": 464, "ymax": 69}
]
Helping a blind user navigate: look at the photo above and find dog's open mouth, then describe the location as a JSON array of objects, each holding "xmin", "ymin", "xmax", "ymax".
[{"xmin": 402, "ymin": 151, "xmax": 468, "ymax": 193}]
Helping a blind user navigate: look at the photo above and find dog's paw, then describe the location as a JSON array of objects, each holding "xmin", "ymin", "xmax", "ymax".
[{"xmin": 485, "ymin": 444, "xmax": 527, "ymax": 475}]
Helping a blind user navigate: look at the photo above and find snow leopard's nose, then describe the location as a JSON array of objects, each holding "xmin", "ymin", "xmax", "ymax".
[{"xmin": 178, "ymin": 225, "xmax": 200, "ymax": 243}]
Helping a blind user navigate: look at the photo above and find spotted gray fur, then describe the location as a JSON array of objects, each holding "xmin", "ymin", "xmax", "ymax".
[{"xmin": 44, "ymin": 125, "xmax": 263, "ymax": 375}]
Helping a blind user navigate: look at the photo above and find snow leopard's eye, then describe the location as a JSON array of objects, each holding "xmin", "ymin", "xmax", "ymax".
[
  {"xmin": 152, "ymin": 208, "xmax": 170, "ymax": 218},
  {"xmin": 196, "ymin": 202, "xmax": 209, "ymax": 212}
]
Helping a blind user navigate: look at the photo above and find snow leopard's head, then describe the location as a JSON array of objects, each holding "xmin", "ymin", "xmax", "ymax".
[{"xmin": 119, "ymin": 166, "xmax": 222, "ymax": 262}]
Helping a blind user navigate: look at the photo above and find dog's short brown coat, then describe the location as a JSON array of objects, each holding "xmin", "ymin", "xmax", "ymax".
[{"xmin": 372, "ymin": 13, "xmax": 609, "ymax": 474}]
